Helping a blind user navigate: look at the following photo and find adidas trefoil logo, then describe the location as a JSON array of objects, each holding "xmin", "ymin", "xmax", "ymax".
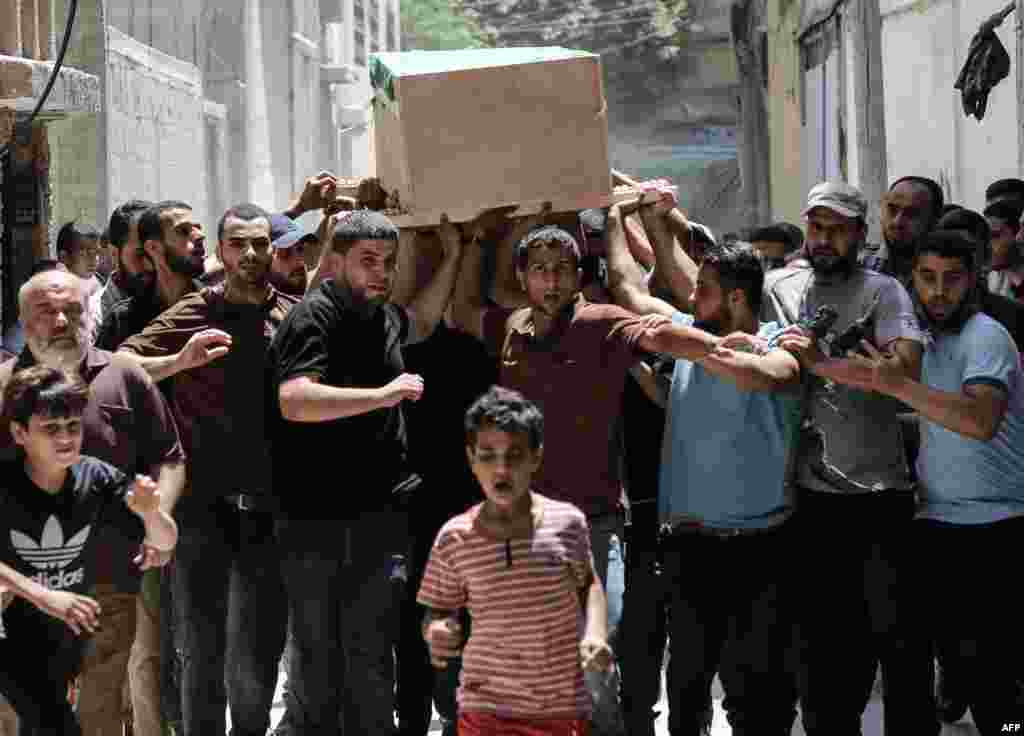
[{"xmin": 11, "ymin": 516, "xmax": 89, "ymax": 590}]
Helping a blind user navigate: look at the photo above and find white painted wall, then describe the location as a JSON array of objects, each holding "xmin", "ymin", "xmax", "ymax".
[
  {"xmin": 105, "ymin": 26, "xmax": 210, "ymax": 226},
  {"xmin": 881, "ymin": 0, "xmax": 1019, "ymax": 210}
]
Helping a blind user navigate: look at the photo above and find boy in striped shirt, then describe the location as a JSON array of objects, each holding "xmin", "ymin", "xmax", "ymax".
[{"xmin": 419, "ymin": 386, "xmax": 612, "ymax": 736}]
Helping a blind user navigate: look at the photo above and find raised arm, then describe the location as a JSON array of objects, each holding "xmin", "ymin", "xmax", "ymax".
[
  {"xmin": 449, "ymin": 233, "xmax": 490, "ymax": 343},
  {"xmin": 404, "ymin": 216, "xmax": 464, "ymax": 344},
  {"xmin": 640, "ymin": 197, "xmax": 699, "ymax": 310},
  {"xmin": 606, "ymin": 202, "xmax": 676, "ymax": 318}
]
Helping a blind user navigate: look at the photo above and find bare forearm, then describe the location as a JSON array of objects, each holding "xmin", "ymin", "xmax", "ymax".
[
  {"xmin": 698, "ymin": 351, "xmax": 798, "ymax": 393},
  {"xmin": 279, "ymin": 380, "xmax": 391, "ymax": 422},
  {"xmin": 887, "ymin": 379, "xmax": 1000, "ymax": 440},
  {"xmin": 155, "ymin": 462, "xmax": 186, "ymax": 513},
  {"xmin": 491, "ymin": 224, "xmax": 530, "ymax": 309},
  {"xmin": 629, "ymin": 362, "xmax": 668, "ymax": 408},
  {"xmin": 582, "ymin": 577, "xmax": 608, "ymax": 642},
  {"xmin": 117, "ymin": 351, "xmax": 183, "ymax": 383},
  {"xmin": 648, "ymin": 217, "xmax": 697, "ymax": 308},
  {"xmin": 139, "ymin": 510, "xmax": 178, "ymax": 552},
  {"xmin": 0, "ymin": 561, "xmax": 48, "ymax": 606},
  {"xmin": 391, "ymin": 231, "xmax": 419, "ymax": 307},
  {"xmin": 606, "ymin": 210, "xmax": 649, "ymax": 311},
  {"xmin": 642, "ymin": 324, "xmax": 718, "ymax": 362},
  {"xmin": 408, "ymin": 251, "xmax": 462, "ymax": 343}
]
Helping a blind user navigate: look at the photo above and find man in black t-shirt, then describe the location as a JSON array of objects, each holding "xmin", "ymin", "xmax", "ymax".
[{"xmin": 269, "ymin": 210, "xmax": 464, "ymax": 735}]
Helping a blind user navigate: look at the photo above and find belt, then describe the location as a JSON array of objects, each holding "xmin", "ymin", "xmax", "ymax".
[
  {"xmin": 224, "ymin": 493, "xmax": 277, "ymax": 513},
  {"xmin": 662, "ymin": 521, "xmax": 771, "ymax": 541}
]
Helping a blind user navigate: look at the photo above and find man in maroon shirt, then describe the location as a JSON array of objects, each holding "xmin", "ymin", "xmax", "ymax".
[{"xmin": 451, "ymin": 222, "xmax": 728, "ymax": 736}]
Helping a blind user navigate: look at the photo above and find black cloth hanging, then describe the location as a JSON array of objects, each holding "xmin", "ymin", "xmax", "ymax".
[{"xmin": 955, "ymin": 3, "xmax": 1015, "ymax": 121}]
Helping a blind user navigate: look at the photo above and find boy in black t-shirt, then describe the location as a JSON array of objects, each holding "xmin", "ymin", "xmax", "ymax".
[{"xmin": 0, "ymin": 366, "xmax": 177, "ymax": 734}]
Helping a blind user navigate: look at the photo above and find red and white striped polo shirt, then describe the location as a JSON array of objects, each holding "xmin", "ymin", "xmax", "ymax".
[{"xmin": 418, "ymin": 494, "xmax": 593, "ymax": 720}]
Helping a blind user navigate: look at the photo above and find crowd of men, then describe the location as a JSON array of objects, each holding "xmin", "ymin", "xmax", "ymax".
[{"xmin": 0, "ymin": 166, "xmax": 1023, "ymax": 736}]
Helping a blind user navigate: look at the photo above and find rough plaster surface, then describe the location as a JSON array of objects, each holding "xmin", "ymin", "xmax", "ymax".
[{"xmin": 105, "ymin": 27, "xmax": 209, "ymax": 224}]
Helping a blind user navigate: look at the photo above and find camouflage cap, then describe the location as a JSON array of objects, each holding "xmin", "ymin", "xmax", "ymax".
[{"xmin": 802, "ymin": 181, "xmax": 868, "ymax": 220}]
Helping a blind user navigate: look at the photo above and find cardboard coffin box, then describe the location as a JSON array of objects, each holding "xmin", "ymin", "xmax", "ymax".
[{"xmin": 370, "ymin": 48, "xmax": 612, "ymax": 226}]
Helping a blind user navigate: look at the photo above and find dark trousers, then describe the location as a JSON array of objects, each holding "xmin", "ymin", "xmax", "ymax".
[
  {"xmin": 618, "ymin": 501, "xmax": 668, "ymax": 736},
  {"xmin": 275, "ymin": 509, "xmax": 408, "ymax": 736},
  {"xmin": 916, "ymin": 516, "xmax": 1024, "ymax": 735},
  {"xmin": 661, "ymin": 521, "xmax": 798, "ymax": 736},
  {"xmin": 0, "ymin": 600, "xmax": 83, "ymax": 735},
  {"xmin": 172, "ymin": 500, "xmax": 287, "ymax": 736},
  {"xmin": 395, "ymin": 514, "xmax": 438, "ymax": 736},
  {"xmin": 795, "ymin": 489, "xmax": 938, "ymax": 736}
]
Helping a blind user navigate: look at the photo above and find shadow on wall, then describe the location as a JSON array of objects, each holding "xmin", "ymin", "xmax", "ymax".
[{"xmin": 609, "ymin": 131, "xmax": 744, "ymax": 237}]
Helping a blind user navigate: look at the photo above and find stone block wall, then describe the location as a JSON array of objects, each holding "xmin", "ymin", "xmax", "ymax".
[{"xmin": 105, "ymin": 26, "xmax": 210, "ymax": 228}]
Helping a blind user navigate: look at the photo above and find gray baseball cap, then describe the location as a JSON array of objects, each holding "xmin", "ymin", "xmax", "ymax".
[{"xmin": 802, "ymin": 181, "xmax": 868, "ymax": 220}]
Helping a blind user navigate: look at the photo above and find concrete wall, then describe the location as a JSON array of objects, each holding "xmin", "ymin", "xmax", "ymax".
[
  {"xmin": 48, "ymin": 0, "xmax": 106, "ymax": 237},
  {"xmin": 767, "ymin": 0, "xmax": 804, "ymax": 224},
  {"xmin": 105, "ymin": 26, "xmax": 210, "ymax": 229},
  {"xmin": 881, "ymin": 0, "xmax": 1019, "ymax": 210}
]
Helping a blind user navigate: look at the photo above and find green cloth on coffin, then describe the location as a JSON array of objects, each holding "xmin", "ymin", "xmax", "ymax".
[{"xmin": 369, "ymin": 47, "xmax": 597, "ymax": 103}]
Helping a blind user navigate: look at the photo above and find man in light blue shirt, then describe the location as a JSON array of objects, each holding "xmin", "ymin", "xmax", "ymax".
[
  {"xmin": 849, "ymin": 231, "xmax": 1024, "ymax": 733},
  {"xmin": 607, "ymin": 214, "xmax": 803, "ymax": 736}
]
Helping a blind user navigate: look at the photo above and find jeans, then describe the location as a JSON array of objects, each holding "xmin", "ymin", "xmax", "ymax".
[
  {"xmin": 395, "ymin": 502, "xmax": 448, "ymax": 736},
  {"xmin": 587, "ymin": 513, "xmax": 626, "ymax": 736},
  {"xmin": 275, "ymin": 509, "xmax": 409, "ymax": 736},
  {"xmin": 172, "ymin": 500, "xmax": 287, "ymax": 736},
  {"xmin": 618, "ymin": 500, "xmax": 668, "ymax": 736},
  {"xmin": 916, "ymin": 517, "xmax": 1024, "ymax": 735},
  {"xmin": 795, "ymin": 489, "xmax": 938, "ymax": 736},
  {"xmin": 661, "ymin": 522, "xmax": 798, "ymax": 736}
]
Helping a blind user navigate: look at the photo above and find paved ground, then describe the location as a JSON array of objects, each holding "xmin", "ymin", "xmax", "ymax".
[{"xmin": 241, "ymin": 669, "xmax": 984, "ymax": 735}]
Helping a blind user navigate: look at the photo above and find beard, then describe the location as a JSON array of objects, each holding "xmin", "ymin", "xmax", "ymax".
[
  {"xmin": 225, "ymin": 257, "xmax": 271, "ymax": 293},
  {"xmin": 922, "ymin": 287, "xmax": 979, "ymax": 333},
  {"xmin": 165, "ymin": 247, "xmax": 205, "ymax": 279},
  {"xmin": 269, "ymin": 268, "xmax": 307, "ymax": 296},
  {"xmin": 885, "ymin": 234, "xmax": 917, "ymax": 261},
  {"xmin": 26, "ymin": 329, "xmax": 87, "ymax": 370},
  {"xmin": 121, "ymin": 270, "xmax": 155, "ymax": 300},
  {"xmin": 807, "ymin": 245, "xmax": 857, "ymax": 278}
]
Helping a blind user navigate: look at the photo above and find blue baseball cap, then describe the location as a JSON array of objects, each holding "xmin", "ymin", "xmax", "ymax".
[
  {"xmin": 269, "ymin": 214, "xmax": 316, "ymax": 250},
  {"xmin": 270, "ymin": 215, "xmax": 299, "ymax": 242},
  {"xmin": 273, "ymin": 228, "xmax": 317, "ymax": 251}
]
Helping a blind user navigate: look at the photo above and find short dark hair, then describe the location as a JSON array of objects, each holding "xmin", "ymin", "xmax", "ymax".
[
  {"xmin": 986, "ymin": 178, "xmax": 1024, "ymax": 203},
  {"xmin": 108, "ymin": 200, "xmax": 155, "ymax": 249},
  {"xmin": 329, "ymin": 210, "xmax": 400, "ymax": 255},
  {"xmin": 137, "ymin": 200, "xmax": 192, "ymax": 247},
  {"xmin": 515, "ymin": 226, "xmax": 583, "ymax": 271},
  {"xmin": 217, "ymin": 203, "xmax": 272, "ymax": 241},
  {"xmin": 55, "ymin": 220, "xmax": 100, "ymax": 256},
  {"xmin": 941, "ymin": 203, "xmax": 963, "ymax": 218},
  {"xmin": 936, "ymin": 208, "xmax": 991, "ymax": 246},
  {"xmin": 889, "ymin": 176, "xmax": 944, "ymax": 221},
  {"xmin": 914, "ymin": 231, "xmax": 980, "ymax": 273},
  {"xmin": 983, "ymin": 200, "xmax": 1024, "ymax": 227},
  {"xmin": 702, "ymin": 242, "xmax": 764, "ymax": 313},
  {"xmin": 465, "ymin": 386, "xmax": 544, "ymax": 452},
  {"xmin": 746, "ymin": 222, "xmax": 804, "ymax": 254},
  {"xmin": 2, "ymin": 366, "xmax": 90, "ymax": 430}
]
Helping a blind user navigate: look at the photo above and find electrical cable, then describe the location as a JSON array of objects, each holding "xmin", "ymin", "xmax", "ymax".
[
  {"xmin": 499, "ymin": 16, "xmax": 653, "ymax": 33},
  {"xmin": 0, "ymin": 0, "xmax": 79, "ymax": 163}
]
